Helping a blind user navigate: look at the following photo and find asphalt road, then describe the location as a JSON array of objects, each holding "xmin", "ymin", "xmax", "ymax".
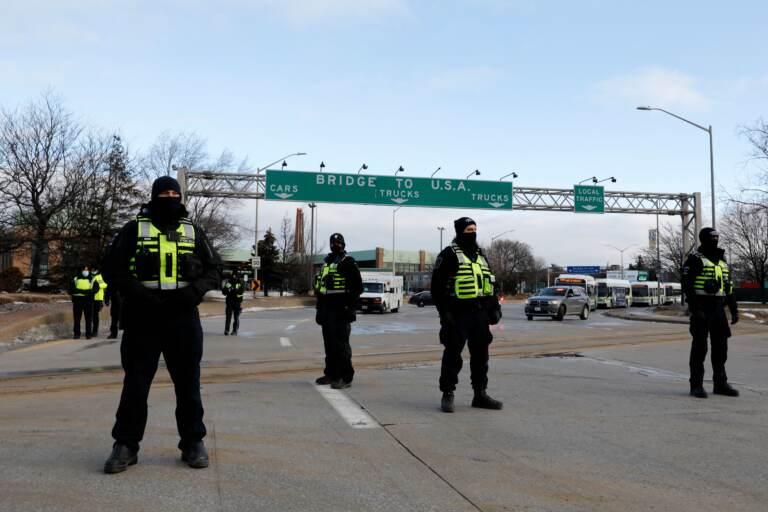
[{"xmin": 1, "ymin": 303, "xmax": 766, "ymax": 511}]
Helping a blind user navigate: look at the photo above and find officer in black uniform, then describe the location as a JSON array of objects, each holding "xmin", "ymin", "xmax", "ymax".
[
  {"xmin": 222, "ymin": 273, "xmax": 245, "ymax": 336},
  {"xmin": 682, "ymin": 227, "xmax": 739, "ymax": 399},
  {"xmin": 314, "ymin": 233, "xmax": 363, "ymax": 389},
  {"xmin": 431, "ymin": 217, "xmax": 503, "ymax": 413},
  {"xmin": 101, "ymin": 176, "xmax": 222, "ymax": 474},
  {"xmin": 69, "ymin": 265, "xmax": 98, "ymax": 339},
  {"xmin": 104, "ymin": 284, "xmax": 122, "ymax": 340}
]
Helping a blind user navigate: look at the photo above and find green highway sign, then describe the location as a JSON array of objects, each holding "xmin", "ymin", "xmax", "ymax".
[
  {"xmin": 265, "ymin": 170, "xmax": 513, "ymax": 210},
  {"xmin": 573, "ymin": 185, "xmax": 604, "ymax": 213}
]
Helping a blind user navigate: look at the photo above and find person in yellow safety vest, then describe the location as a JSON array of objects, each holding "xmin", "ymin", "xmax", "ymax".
[
  {"xmin": 69, "ymin": 265, "xmax": 99, "ymax": 339},
  {"xmin": 431, "ymin": 217, "xmax": 503, "ymax": 413},
  {"xmin": 222, "ymin": 274, "xmax": 245, "ymax": 335},
  {"xmin": 100, "ymin": 176, "xmax": 222, "ymax": 474},
  {"xmin": 313, "ymin": 233, "xmax": 363, "ymax": 389},
  {"xmin": 682, "ymin": 227, "xmax": 740, "ymax": 399},
  {"xmin": 91, "ymin": 268, "xmax": 107, "ymax": 337}
]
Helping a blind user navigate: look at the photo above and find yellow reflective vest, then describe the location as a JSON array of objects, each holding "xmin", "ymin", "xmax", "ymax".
[
  {"xmin": 314, "ymin": 259, "xmax": 347, "ymax": 295},
  {"xmin": 72, "ymin": 277, "xmax": 94, "ymax": 297},
  {"xmin": 449, "ymin": 243, "xmax": 495, "ymax": 299},
  {"xmin": 129, "ymin": 215, "xmax": 196, "ymax": 290},
  {"xmin": 693, "ymin": 252, "xmax": 732, "ymax": 296},
  {"xmin": 93, "ymin": 273, "xmax": 107, "ymax": 301}
]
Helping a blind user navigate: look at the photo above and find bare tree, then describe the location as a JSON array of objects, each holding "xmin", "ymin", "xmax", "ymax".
[
  {"xmin": 140, "ymin": 132, "xmax": 247, "ymax": 249},
  {"xmin": 277, "ymin": 214, "xmax": 294, "ymax": 263},
  {"xmin": 720, "ymin": 201, "xmax": 768, "ymax": 303},
  {"xmin": 0, "ymin": 94, "xmax": 92, "ymax": 288},
  {"xmin": 484, "ymin": 239, "xmax": 536, "ymax": 294},
  {"xmin": 641, "ymin": 223, "xmax": 687, "ymax": 282},
  {"xmin": 737, "ymin": 120, "xmax": 768, "ymax": 211}
]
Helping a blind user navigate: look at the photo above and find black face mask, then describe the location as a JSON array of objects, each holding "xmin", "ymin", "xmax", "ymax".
[
  {"xmin": 331, "ymin": 244, "xmax": 344, "ymax": 254},
  {"xmin": 456, "ymin": 231, "xmax": 477, "ymax": 248},
  {"xmin": 151, "ymin": 197, "xmax": 183, "ymax": 221}
]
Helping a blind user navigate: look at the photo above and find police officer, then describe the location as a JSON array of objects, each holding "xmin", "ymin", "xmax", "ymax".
[
  {"xmin": 314, "ymin": 233, "xmax": 362, "ymax": 389},
  {"xmin": 222, "ymin": 273, "xmax": 245, "ymax": 336},
  {"xmin": 105, "ymin": 284, "xmax": 122, "ymax": 340},
  {"xmin": 91, "ymin": 268, "xmax": 107, "ymax": 337},
  {"xmin": 70, "ymin": 265, "xmax": 98, "ymax": 339},
  {"xmin": 101, "ymin": 176, "xmax": 222, "ymax": 474},
  {"xmin": 683, "ymin": 227, "xmax": 739, "ymax": 399},
  {"xmin": 431, "ymin": 217, "xmax": 503, "ymax": 413}
]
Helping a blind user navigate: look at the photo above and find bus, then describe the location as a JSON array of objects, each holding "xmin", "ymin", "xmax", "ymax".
[
  {"xmin": 662, "ymin": 282, "xmax": 682, "ymax": 305},
  {"xmin": 631, "ymin": 281, "xmax": 665, "ymax": 307},
  {"xmin": 555, "ymin": 274, "xmax": 597, "ymax": 310},
  {"xmin": 595, "ymin": 278, "xmax": 632, "ymax": 308}
]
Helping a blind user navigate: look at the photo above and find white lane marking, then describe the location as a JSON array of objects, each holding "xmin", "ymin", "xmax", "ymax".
[
  {"xmin": 286, "ymin": 318, "xmax": 310, "ymax": 331},
  {"xmin": 279, "ymin": 337, "xmax": 292, "ymax": 347},
  {"xmin": 315, "ymin": 385, "xmax": 378, "ymax": 429}
]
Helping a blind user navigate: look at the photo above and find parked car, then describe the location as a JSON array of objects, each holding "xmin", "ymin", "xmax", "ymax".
[
  {"xmin": 524, "ymin": 286, "xmax": 590, "ymax": 321},
  {"xmin": 408, "ymin": 291, "xmax": 434, "ymax": 307}
]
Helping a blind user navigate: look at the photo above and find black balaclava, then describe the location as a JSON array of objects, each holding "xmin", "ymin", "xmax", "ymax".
[
  {"xmin": 698, "ymin": 227, "xmax": 720, "ymax": 259},
  {"xmin": 149, "ymin": 176, "xmax": 184, "ymax": 225},
  {"xmin": 453, "ymin": 217, "xmax": 478, "ymax": 254},
  {"xmin": 330, "ymin": 233, "xmax": 346, "ymax": 255}
]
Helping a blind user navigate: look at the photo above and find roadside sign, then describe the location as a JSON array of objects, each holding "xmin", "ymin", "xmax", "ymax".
[
  {"xmin": 637, "ymin": 270, "xmax": 649, "ymax": 281},
  {"xmin": 251, "ymin": 257, "xmax": 261, "ymax": 269},
  {"xmin": 265, "ymin": 169, "xmax": 513, "ymax": 210},
  {"xmin": 607, "ymin": 270, "xmax": 639, "ymax": 281},
  {"xmin": 566, "ymin": 266, "xmax": 601, "ymax": 274},
  {"xmin": 573, "ymin": 185, "xmax": 604, "ymax": 213}
]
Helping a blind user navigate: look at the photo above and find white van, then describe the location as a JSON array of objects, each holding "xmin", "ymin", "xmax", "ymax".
[
  {"xmin": 662, "ymin": 282, "xmax": 682, "ymax": 305},
  {"xmin": 631, "ymin": 281, "xmax": 665, "ymax": 307},
  {"xmin": 358, "ymin": 272, "xmax": 404, "ymax": 313}
]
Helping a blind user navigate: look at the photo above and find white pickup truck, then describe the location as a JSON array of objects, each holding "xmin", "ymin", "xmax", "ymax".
[{"xmin": 357, "ymin": 272, "xmax": 403, "ymax": 313}]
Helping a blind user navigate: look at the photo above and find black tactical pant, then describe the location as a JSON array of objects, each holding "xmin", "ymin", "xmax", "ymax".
[
  {"xmin": 318, "ymin": 306, "xmax": 354, "ymax": 383},
  {"xmin": 225, "ymin": 302, "xmax": 242, "ymax": 333},
  {"xmin": 112, "ymin": 309, "xmax": 206, "ymax": 453},
  {"xmin": 439, "ymin": 308, "xmax": 493, "ymax": 393},
  {"xmin": 72, "ymin": 297, "xmax": 93, "ymax": 337},
  {"xmin": 92, "ymin": 300, "xmax": 103, "ymax": 336},
  {"xmin": 109, "ymin": 293, "xmax": 122, "ymax": 337},
  {"xmin": 689, "ymin": 299, "xmax": 731, "ymax": 387}
]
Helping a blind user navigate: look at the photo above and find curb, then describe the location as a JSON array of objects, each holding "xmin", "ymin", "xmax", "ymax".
[{"xmin": 603, "ymin": 309, "xmax": 689, "ymax": 325}]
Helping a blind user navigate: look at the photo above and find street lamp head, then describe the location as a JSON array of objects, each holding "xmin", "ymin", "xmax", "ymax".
[
  {"xmin": 466, "ymin": 169, "xmax": 480, "ymax": 179},
  {"xmin": 430, "ymin": 166, "xmax": 442, "ymax": 178},
  {"xmin": 396, "ymin": 166, "xmax": 405, "ymax": 175},
  {"xmin": 357, "ymin": 163, "xmax": 368, "ymax": 175},
  {"xmin": 281, "ymin": 161, "xmax": 288, "ymax": 170},
  {"xmin": 636, "ymin": 106, "xmax": 652, "ymax": 111},
  {"xmin": 591, "ymin": 176, "xmax": 598, "ymax": 184},
  {"xmin": 320, "ymin": 161, "xmax": 326, "ymax": 171},
  {"xmin": 296, "ymin": 152, "xmax": 307, "ymax": 156},
  {"xmin": 512, "ymin": 172, "xmax": 518, "ymax": 178}
]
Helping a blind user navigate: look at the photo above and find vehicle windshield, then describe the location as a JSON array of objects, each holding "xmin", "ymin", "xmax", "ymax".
[
  {"xmin": 362, "ymin": 283, "xmax": 384, "ymax": 293},
  {"xmin": 539, "ymin": 287, "xmax": 568, "ymax": 297},
  {"xmin": 632, "ymin": 286, "xmax": 649, "ymax": 297},
  {"xmin": 597, "ymin": 283, "xmax": 610, "ymax": 297}
]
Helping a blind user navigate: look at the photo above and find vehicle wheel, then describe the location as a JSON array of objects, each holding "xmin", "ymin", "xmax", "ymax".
[
  {"xmin": 418, "ymin": 301, "xmax": 424, "ymax": 308},
  {"xmin": 527, "ymin": 315, "xmax": 533, "ymax": 321},
  {"xmin": 381, "ymin": 303, "xmax": 387, "ymax": 314},
  {"xmin": 555, "ymin": 305, "xmax": 565, "ymax": 321},
  {"xmin": 580, "ymin": 305, "xmax": 589, "ymax": 320},
  {"xmin": 392, "ymin": 301, "xmax": 400, "ymax": 313}
]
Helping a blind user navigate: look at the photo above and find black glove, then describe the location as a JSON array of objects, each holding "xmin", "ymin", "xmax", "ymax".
[
  {"xmin": 177, "ymin": 286, "xmax": 203, "ymax": 308},
  {"xmin": 125, "ymin": 280, "xmax": 163, "ymax": 308},
  {"xmin": 730, "ymin": 311, "xmax": 739, "ymax": 325},
  {"xmin": 344, "ymin": 305, "xmax": 357, "ymax": 323},
  {"xmin": 104, "ymin": 299, "xmax": 110, "ymax": 306},
  {"xmin": 439, "ymin": 310, "xmax": 456, "ymax": 329}
]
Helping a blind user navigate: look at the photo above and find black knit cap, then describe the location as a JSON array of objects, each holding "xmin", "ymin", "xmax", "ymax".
[
  {"xmin": 330, "ymin": 233, "xmax": 346, "ymax": 248},
  {"xmin": 454, "ymin": 217, "xmax": 477, "ymax": 235},
  {"xmin": 151, "ymin": 176, "xmax": 182, "ymax": 200},
  {"xmin": 698, "ymin": 227, "xmax": 719, "ymax": 243}
]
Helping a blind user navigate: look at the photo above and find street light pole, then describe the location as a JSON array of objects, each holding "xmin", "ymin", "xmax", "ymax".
[
  {"xmin": 637, "ymin": 106, "xmax": 716, "ymax": 228},
  {"xmin": 254, "ymin": 152, "xmax": 307, "ymax": 296},
  {"xmin": 604, "ymin": 244, "xmax": 636, "ymax": 279},
  {"xmin": 437, "ymin": 226, "xmax": 445, "ymax": 252},
  {"xmin": 392, "ymin": 206, "xmax": 402, "ymax": 274}
]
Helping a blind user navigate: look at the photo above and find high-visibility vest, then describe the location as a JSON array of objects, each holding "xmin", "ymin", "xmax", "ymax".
[
  {"xmin": 224, "ymin": 281, "xmax": 244, "ymax": 300},
  {"xmin": 72, "ymin": 277, "xmax": 93, "ymax": 297},
  {"xmin": 693, "ymin": 252, "xmax": 731, "ymax": 296},
  {"xmin": 314, "ymin": 258, "xmax": 347, "ymax": 295},
  {"xmin": 448, "ymin": 243, "xmax": 495, "ymax": 299},
  {"xmin": 129, "ymin": 215, "xmax": 196, "ymax": 290},
  {"xmin": 93, "ymin": 273, "xmax": 107, "ymax": 301}
]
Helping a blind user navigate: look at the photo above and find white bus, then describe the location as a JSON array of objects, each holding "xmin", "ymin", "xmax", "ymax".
[
  {"xmin": 596, "ymin": 278, "xmax": 632, "ymax": 308},
  {"xmin": 555, "ymin": 274, "xmax": 597, "ymax": 310},
  {"xmin": 662, "ymin": 282, "xmax": 682, "ymax": 305},
  {"xmin": 630, "ymin": 281, "xmax": 665, "ymax": 307}
]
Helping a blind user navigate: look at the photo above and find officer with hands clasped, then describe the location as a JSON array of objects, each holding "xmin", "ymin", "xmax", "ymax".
[
  {"xmin": 101, "ymin": 176, "xmax": 222, "ymax": 474},
  {"xmin": 431, "ymin": 217, "xmax": 503, "ymax": 413},
  {"xmin": 222, "ymin": 273, "xmax": 245, "ymax": 336},
  {"xmin": 70, "ymin": 265, "xmax": 99, "ymax": 339},
  {"xmin": 314, "ymin": 233, "xmax": 363, "ymax": 390},
  {"xmin": 683, "ymin": 227, "xmax": 740, "ymax": 399}
]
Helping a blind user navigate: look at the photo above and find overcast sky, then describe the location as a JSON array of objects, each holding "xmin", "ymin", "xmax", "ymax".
[{"xmin": 3, "ymin": 0, "xmax": 766, "ymax": 266}]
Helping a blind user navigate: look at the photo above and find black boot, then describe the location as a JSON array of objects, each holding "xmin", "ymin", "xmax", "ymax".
[
  {"xmin": 441, "ymin": 392, "xmax": 455, "ymax": 413},
  {"xmin": 713, "ymin": 382, "xmax": 739, "ymax": 397},
  {"xmin": 315, "ymin": 375, "xmax": 331, "ymax": 385},
  {"xmin": 181, "ymin": 441, "xmax": 209, "ymax": 469},
  {"xmin": 690, "ymin": 384, "xmax": 708, "ymax": 398},
  {"xmin": 104, "ymin": 443, "xmax": 138, "ymax": 474},
  {"xmin": 472, "ymin": 390, "xmax": 503, "ymax": 410},
  {"xmin": 331, "ymin": 379, "xmax": 350, "ymax": 389}
]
